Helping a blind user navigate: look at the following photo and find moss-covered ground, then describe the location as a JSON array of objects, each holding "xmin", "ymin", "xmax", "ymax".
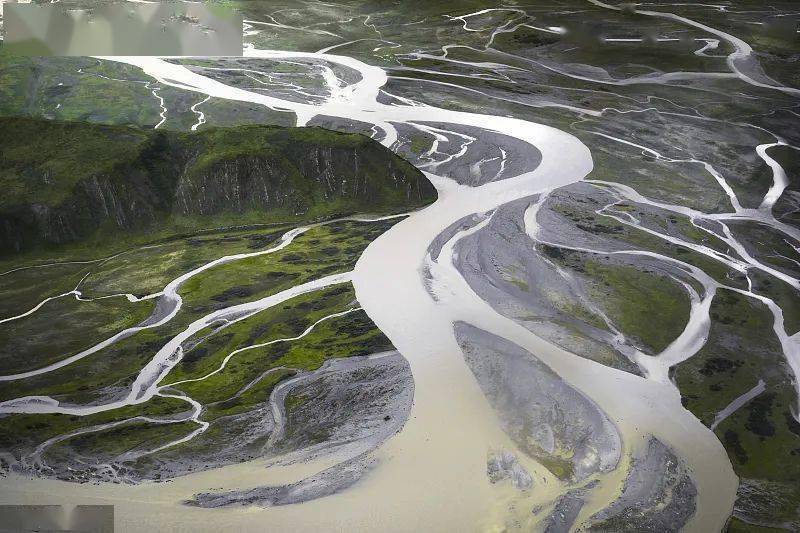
[
  {"xmin": 675, "ymin": 289, "xmax": 800, "ymax": 529},
  {"xmin": 548, "ymin": 196, "xmax": 747, "ymax": 289},
  {"xmin": 583, "ymin": 260, "xmax": 690, "ymax": 354},
  {"xmin": 0, "ymin": 216, "xmax": 400, "ymax": 466},
  {"xmin": 0, "ymin": 395, "xmax": 189, "ymax": 459},
  {"xmin": 0, "ymin": 294, "xmax": 154, "ymax": 375}
]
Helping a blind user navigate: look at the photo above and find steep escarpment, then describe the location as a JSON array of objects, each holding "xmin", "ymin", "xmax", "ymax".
[{"xmin": 0, "ymin": 116, "xmax": 435, "ymax": 254}]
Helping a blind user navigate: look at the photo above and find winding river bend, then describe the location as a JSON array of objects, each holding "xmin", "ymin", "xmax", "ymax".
[
  {"xmin": 9, "ymin": 0, "xmax": 800, "ymax": 524},
  {"xmin": 0, "ymin": 41, "xmax": 745, "ymax": 530}
]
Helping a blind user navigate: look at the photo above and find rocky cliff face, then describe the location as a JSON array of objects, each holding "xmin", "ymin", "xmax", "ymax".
[
  {"xmin": 0, "ymin": 118, "xmax": 435, "ymax": 254},
  {"xmin": 175, "ymin": 141, "xmax": 427, "ymax": 216}
]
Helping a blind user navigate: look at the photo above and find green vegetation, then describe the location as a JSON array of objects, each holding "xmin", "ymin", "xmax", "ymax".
[
  {"xmin": 174, "ymin": 302, "xmax": 392, "ymax": 411},
  {"xmin": 539, "ymin": 285, "xmax": 607, "ymax": 331},
  {"xmin": 540, "ymin": 198, "xmax": 696, "ymax": 355},
  {"xmin": 0, "ymin": 116, "xmax": 434, "ymax": 255},
  {"xmin": 407, "ymin": 134, "xmax": 431, "ymax": 155},
  {"xmin": 0, "ymin": 293, "xmax": 154, "ymax": 375},
  {"xmin": 0, "ymin": 261, "xmax": 90, "ymax": 318},
  {"xmin": 0, "ymin": 216, "xmax": 398, "ymax": 469},
  {"xmin": 204, "ymin": 368, "xmax": 295, "ymax": 421},
  {"xmin": 0, "ymin": 394, "xmax": 189, "ymax": 455},
  {"xmin": 726, "ymin": 516, "xmax": 786, "ymax": 532},
  {"xmin": 675, "ymin": 289, "xmax": 800, "ymax": 529},
  {"xmin": 0, "ymin": 118, "xmax": 149, "ymax": 209},
  {"xmin": 4, "ymin": 286, "xmax": 393, "ymax": 472},
  {"xmin": 751, "ymin": 272, "xmax": 800, "ymax": 336},
  {"xmin": 676, "ymin": 291, "xmax": 782, "ymax": 423},
  {"xmin": 0, "ymin": 323, "xmax": 176, "ymax": 405},
  {"xmin": 500, "ymin": 264, "xmax": 530, "ymax": 292},
  {"xmin": 587, "ymin": 146, "xmax": 735, "ymax": 215},
  {"xmin": 0, "ymin": 218, "xmax": 400, "ymax": 404},
  {"xmin": 167, "ymin": 220, "xmax": 392, "ymax": 325},
  {"xmin": 168, "ymin": 284, "xmax": 364, "ymax": 403},
  {"xmin": 0, "ymin": 48, "xmax": 161, "ymax": 126},
  {"xmin": 195, "ymin": 97, "xmax": 296, "ymax": 129},
  {"xmin": 44, "ymin": 420, "xmax": 199, "ymax": 463},
  {"xmin": 0, "ymin": 224, "xmax": 290, "ymax": 320},
  {"xmin": 583, "ymin": 260, "xmax": 690, "ymax": 353},
  {"xmin": 550, "ymin": 198, "xmax": 746, "ymax": 289}
]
